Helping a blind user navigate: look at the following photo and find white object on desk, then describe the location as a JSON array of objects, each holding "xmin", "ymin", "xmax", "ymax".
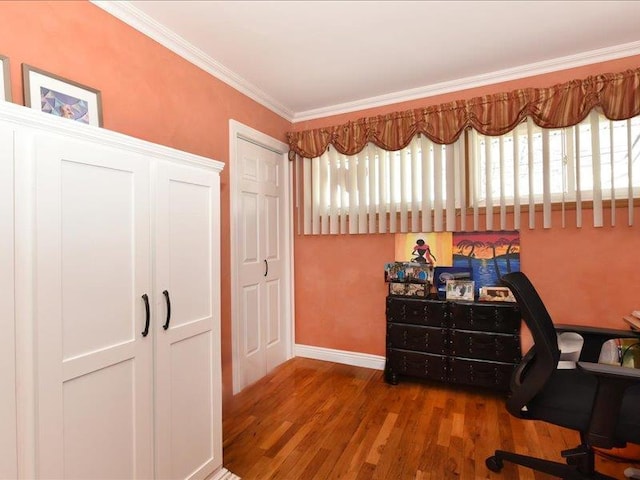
[
  {"xmin": 599, "ymin": 339, "xmax": 622, "ymax": 365},
  {"xmin": 625, "ymin": 467, "xmax": 640, "ymax": 479},
  {"xmin": 557, "ymin": 332, "xmax": 584, "ymax": 363}
]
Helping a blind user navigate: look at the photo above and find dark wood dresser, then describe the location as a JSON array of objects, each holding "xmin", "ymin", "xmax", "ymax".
[{"xmin": 384, "ymin": 296, "xmax": 522, "ymax": 391}]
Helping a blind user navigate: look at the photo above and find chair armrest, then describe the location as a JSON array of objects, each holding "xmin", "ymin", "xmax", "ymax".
[
  {"xmin": 555, "ymin": 324, "xmax": 640, "ymax": 362},
  {"xmin": 577, "ymin": 361, "xmax": 640, "ymax": 448},
  {"xmin": 577, "ymin": 361, "xmax": 640, "ymax": 380},
  {"xmin": 555, "ymin": 324, "xmax": 640, "ymax": 339}
]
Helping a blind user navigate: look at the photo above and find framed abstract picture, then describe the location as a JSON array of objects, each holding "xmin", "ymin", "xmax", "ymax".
[
  {"xmin": 0, "ymin": 54, "xmax": 11, "ymax": 101},
  {"xmin": 22, "ymin": 64, "xmax": 103, "ymax": 126}
]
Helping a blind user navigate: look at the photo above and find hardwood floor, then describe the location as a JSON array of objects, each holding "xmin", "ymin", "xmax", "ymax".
[{"xmin": 223, "ymin": 358, "xmax": 637, "ymax": 479}]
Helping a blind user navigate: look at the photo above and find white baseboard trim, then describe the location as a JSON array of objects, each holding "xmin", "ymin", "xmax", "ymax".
[
  {"xmin": 295, "ymin": 344, "xmax": 385, "ymax": 371},
  {"xmin": 210, "ymin": 467, "xmax": 241, "ymax": 480}
]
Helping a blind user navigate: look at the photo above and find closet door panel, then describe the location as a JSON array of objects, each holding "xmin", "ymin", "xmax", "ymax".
[
  {"xmin": 238, "ymin": 190, "xmax": 263, "ymax": 386},
  {"xmin": 62, "ymin": 359, "xmax": 137, "ymax": 479},
  {"xmin": 155, "ymin": 161, "xmax": 222, "ymax": 480},
  {"xmin": 33, "ymin": 135, "xmax": 153, "ymax": 479},
  {"xmin": 168, "ymin": 331, "xmax": 214, "ymax": 479},
  {"xmin": 61, "ymin": 159, "xmax": 136, "ymax": 357},
  {"xmin": 166, "ymin": 178, "xmax": 212, "ymax": 327}
]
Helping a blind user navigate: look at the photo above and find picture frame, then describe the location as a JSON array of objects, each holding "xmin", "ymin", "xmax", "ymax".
[
  {"xmin": 389, "ymin": 282, "xmax": 429, "ymax": 298},
  {"xmin": 445, "ymin": 279, "xmax": 475, "ymax": 302},
  {"xmin": 22, "ymin": 64, "xmax": 103, "ymax": 126},
  {"xmin": 452, "ymin": 230, "xmax": 520, "ymax": 297},
  {"xmin": 0, "ymin": 54, "xmax": 11, "ymax": 101},
  {"xmin": 433, "ymin": 266, "xmax": 472, "ymax": 299},
  {"xmin": 478, "ymin": 286, "xmax": 516, "ymax": 303},
  {"xmin": 384, "ymin": 261, "xmax": 433, "ymax": 284}
]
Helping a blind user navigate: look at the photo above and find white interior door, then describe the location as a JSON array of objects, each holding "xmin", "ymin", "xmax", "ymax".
[
  {"xmin": 155, "ymin": 161, "xmax": 222, "ymax": 480},
  {"xmin": 0, "ymin": 123, "xmax": 17, "ymax": 479},
  {"xmin": 33, "ymin": 135, "xmax": 154, "ymax": 479},
  {"xmin": 234, "ymin": 133, "xmax": 291, "ymax": 392}
]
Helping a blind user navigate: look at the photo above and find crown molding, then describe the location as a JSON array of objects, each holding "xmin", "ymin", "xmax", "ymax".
[
  {"xmin": 91, "ymin": 0, "xmax": 295, "ymax": 121},
  {"xmin": 292, "ymin": 40, "xmax": 640, "ymax": 123},
  {"xmin": 91, "ymin": 1, "xmax": 640, "ymax": 125}
]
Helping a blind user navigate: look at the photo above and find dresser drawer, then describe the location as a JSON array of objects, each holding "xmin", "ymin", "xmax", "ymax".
[
  {"xmin": 386, "ymin": 349, "xmax": 448, "ymax": 382},
  {"xmin": 449, "ymin": 302, "xmax": 520, "ymax": 333},
  {"xmin": 386, "ymin": 297, "xmax": 447, "ymax": 327},
  {"xmin": 449, "ymin": 330, "xmax": 521, "ymax": 363},
  {"xmin": 387, "ymin": 323, "xmax": 447, "ymax": 355},
  {"xmin": 448, "ymin": 357, "xmax": 515, "ymax": 390},
  {"xmin": 384, "ymin": 296, "xmax": 522, "ymax": 390}
]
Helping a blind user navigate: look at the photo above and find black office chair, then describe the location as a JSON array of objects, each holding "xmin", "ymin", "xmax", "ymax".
[{"xmin": 486, "ymin": 271, "xmax": 640, "ymax": 480}]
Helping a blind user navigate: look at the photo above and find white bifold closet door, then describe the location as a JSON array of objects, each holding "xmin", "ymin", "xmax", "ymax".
[
  {"xmin": 236, "ymin": 137, "xmax": 288, "ymax": 390},
  {"xmin": 33, "ymin": 134, "xmax": 154, "ymax": 479}
]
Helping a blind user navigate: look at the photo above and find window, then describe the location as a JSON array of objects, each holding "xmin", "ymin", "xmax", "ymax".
[
  {"xmin": 301, "ymin": 111, "xmax": 640, "ymax": 234},
  {"xmin": 302, "ymin": 136, "xmax": 465, "ymax": 234},
  {"xmin": 471, "ymin": 112, "xmax": 640, "ymax": 227}
]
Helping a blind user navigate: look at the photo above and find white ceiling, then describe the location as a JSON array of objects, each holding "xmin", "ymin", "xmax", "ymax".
[{"xmin": 95, "ymin": 1, "xmax": 640, "ymax": 122}]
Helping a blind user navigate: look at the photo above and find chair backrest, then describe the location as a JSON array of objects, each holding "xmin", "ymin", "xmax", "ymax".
[{"xmin": 500, "ymin": 272, "xmax": 561, "ymax": 416}]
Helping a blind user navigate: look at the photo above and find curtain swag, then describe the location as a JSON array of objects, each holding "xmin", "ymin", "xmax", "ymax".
[{"xmin": 286, "ymin": 67, "xmax": 640, "ymax": 159}]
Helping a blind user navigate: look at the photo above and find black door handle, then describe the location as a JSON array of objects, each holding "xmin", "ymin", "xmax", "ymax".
[
  {"xmin": 141, "ymin": 294, "xmax": 150, "ymax": 337},
  {"xmin": 162, "ymin": 290, "xmax": 171, "ymax": 330},
  {"xmin": 264, "ymin": 259, "xmax": 268, "ymax": 277}
]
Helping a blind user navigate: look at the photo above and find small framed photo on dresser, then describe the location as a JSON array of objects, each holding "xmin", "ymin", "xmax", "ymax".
[
  {"xmin": 445, "ymin": 280, "xmax": 475, "ymax": 301},
  {"xmin": 479, "ymin": 286, "xmax": 516, "ymax": 302},
  {"xmin": 389, "ymin": 282, "xmax": 429, "ymax": 298},
  {"xmin": 0, "ymin": 54, "xmax": 11, "ymax": 101}
]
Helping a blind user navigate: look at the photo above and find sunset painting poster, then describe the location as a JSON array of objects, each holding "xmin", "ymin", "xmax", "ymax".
[{"xmin": 452, "ymin": 231, "xmax": 520, "ymax": 292}]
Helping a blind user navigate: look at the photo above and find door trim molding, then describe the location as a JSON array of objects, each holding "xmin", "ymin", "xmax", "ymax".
[{"xmin": 229, "ymin": 120, "xmax": 294, "ymax": 395}]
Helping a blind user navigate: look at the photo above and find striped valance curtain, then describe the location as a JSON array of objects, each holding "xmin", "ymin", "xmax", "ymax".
[
  {"xmin": 288, "ymin": 68, "xmax": 640, "ymax": 159},
  {"xmin": 299, "ymin": 112, "xmax": 639, "ymax": 234},
  {"xmin": 291, "ymin": 68, "xmax": 640, "ymax": 235}
]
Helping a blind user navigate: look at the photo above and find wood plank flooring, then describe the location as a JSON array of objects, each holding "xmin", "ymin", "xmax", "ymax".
[{"xmin": 222, "ymin": 357, "xmax": 638, "ymax": 479}]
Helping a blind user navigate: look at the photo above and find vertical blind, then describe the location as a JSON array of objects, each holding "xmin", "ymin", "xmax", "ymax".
[
  {"xmin": 302, "ymin": 135, "xmax": 466, "ymax": 234},
  {"xmin": 471, "ymin": 113, "xmax": 639, "ymax": 229},
  {"xmin": 300, "ymin": 111, "xmax": 639, "ymax": 234}
]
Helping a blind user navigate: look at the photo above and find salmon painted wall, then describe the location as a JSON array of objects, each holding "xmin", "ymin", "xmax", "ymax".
[
  {"xmin": 294, "ymin": 55, "xmax": 640, "ymax": 356},
  {"xmin": 0, "ymin": 1, "xmax": 291, "ymax": 404},
  {"xmin": 2, "ymin": 1, "xmax": 639, "ymax": 397}
]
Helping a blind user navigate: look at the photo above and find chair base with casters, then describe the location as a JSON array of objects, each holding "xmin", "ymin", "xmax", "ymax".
[
  {"xmin": 484, "ymin": 271, "xmax": 640, "ymax": 480},
  {"xmin": 486, "ymin": 442, "xmax": 616, "ymax": 480}
]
